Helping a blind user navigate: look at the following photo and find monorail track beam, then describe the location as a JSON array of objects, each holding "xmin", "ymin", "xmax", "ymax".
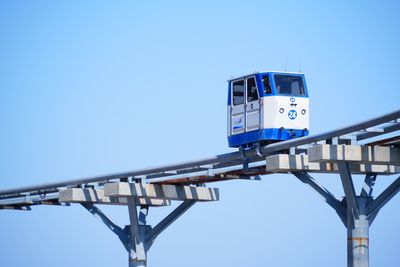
[{"xmin": 0, "ymin": 109, "xmax": 399, "ymax": 266}]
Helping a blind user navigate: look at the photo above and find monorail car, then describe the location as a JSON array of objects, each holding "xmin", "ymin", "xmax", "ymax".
[{"xmin": 227, "ymin": 71, "xmax": 309, "ymax": 148}]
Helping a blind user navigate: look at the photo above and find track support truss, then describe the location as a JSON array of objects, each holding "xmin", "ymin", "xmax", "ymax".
[
  {"xmin": 77, "ymin": 182, "xmax": 219, "ymax": 266},
  {"xmin": 0, "ymin": 109, "xmax": 399, "ymax": 266},
  {"xmin": 292, "ymin": 169, "xmax": 400, "ymax": 267},
  {"xmin": 82, "ymin": 198, "xmax": 197, "ymax": 266}
]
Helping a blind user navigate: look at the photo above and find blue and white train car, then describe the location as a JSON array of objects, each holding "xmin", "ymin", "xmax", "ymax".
[{"xmin": 227, "ymin": 71, "xmax": 309, "ymax": 148}]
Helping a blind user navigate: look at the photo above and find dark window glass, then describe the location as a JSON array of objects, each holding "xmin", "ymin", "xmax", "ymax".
[
  {"xmin": 232, "ymin": 80, "xmax": 244, "ymax": 105},
  {"xmin": 262, "ymin": 75, "xmax": 272, "ymax": 94},
  {"xmin": 274, "ymin": 75, "xmax": 305, "ymax": 96},
  {"xmin": 246, "ymin": 77, "xmax": 258, "ymax": 102}
]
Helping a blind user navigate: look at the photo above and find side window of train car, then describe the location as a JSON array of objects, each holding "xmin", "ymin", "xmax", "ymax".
[
  {"xmin": 232, "ymin": 80, "xmax": 245, "ymax": 105},
  {"xmin": 262, "ymin": 75, "xmax": 272, "ymax": 95},
  {"xmin": 246, "ymin": 77, "xmax": 258, "ymax": 102}
]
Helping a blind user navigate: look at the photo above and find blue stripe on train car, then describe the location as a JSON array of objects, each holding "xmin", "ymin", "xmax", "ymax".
[{"xmin": 228, "ymin": 128, "xmax": 309, "ymax": 148}]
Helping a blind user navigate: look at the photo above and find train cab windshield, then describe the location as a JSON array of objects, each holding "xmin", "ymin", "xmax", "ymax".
[{"xmin": 274, "ymin": 74, "xmax": 305, "ymax": 96}]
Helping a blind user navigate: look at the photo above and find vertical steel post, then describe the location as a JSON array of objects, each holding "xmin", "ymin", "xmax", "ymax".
[
  {"xmin": 127, "ymin": 198, "xmax": 147, "ymax": 267},
  {"xmin": 129, "ymin": 257, "xmax": 146, "ymax": 267},
  {"xmin": 347, "ymin": 196, "xmax": 371, "ymax": 267},
  {"xmin": 338, "ymin": 163, "xmax": 373, "ymax": 267}
]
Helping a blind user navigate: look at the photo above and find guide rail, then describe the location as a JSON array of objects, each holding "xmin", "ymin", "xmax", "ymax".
[{"xmin": 0, "ymin": 109, "xmax": 399, "ymax": 208}]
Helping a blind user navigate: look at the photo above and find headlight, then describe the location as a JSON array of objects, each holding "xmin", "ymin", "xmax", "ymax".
[
  {"xmin": 279, "ymin": 108, "xmax": 284, "ymax": 114},
  {"xmin": 301, "ymin": 109, "xmax": 306, "ymax": 115}
]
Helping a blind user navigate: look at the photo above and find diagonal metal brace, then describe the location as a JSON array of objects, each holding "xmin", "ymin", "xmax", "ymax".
[
  {"xmin": 338, "ymin": 162, "xmax": 359, "ymax": 220},
  {"xmin": 292, "ymin": 172, "xmax": 347, "ymax": 226},
  {"xmin": 81, "ymin": 203, "xmax": 129, "ymax": 251},
  {"xmin": 360, "ymin": 173, "xmax": 377, "ymax": 197},
  {"xmin": 145, "ymin": 200, "xmax": 196, "ymax": 248},
  {"xmin": 366, "ymin": 175, "xmax": 400, "ymax": 224}
]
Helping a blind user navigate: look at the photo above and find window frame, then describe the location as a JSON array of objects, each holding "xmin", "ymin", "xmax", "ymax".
[
  {"xmin": 231, "ymin": 79, "xmax": 245, "ymax": 106},
  {"xmin": 246, "ymin": 76, "xmax": 259, "ymax": 103},
  {"xmin": 261, "ymin": 74, "xmax": 272, "ymax": 95},
  {"xmin": 273, "ymin": 74, "xmax": 306, "ymax": 97}
]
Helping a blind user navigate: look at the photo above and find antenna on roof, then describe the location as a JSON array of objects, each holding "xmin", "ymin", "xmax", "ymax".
[
  {"xmin": 285, "ymin": 56, "xmax": 287, "ymax": 71},
  {"xmin": 299, "ymin": 57, "xmax": 302, "ymax": 72}
]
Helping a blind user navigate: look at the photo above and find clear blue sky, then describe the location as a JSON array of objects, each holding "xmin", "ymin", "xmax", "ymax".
[{"xmin": 0, "ymin": 1, "xmax": 399, "ymax": 266}]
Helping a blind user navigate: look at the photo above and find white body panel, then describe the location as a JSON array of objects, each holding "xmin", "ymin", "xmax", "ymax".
[
  {"xmin": 262, "ymin": 96, "xmax": 309, "ymax": 130},
  {"xmin": 231, "ymin": 103, "xmax": 245, "ymax": 134},
  {"xmin": 229, "ymin": 76, "xmax": 262, "ymax": 136},
  {"xmin": 246, "ymin": 98, "xmax": 260, "ymax": 131},
  {"xmin": 227, "ymin": 96, "xmax": 309, "ymax": 137}
]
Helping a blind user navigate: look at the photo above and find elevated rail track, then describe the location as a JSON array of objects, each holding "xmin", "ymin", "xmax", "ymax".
[{"xmin": 1, "ymin": 109, "xmax": 399, "ymax": 267}]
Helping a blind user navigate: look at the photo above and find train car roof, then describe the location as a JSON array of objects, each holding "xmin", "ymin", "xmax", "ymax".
[{"xmin": 227, "ymin": 71, "xmax": 305, "ymax": 82}]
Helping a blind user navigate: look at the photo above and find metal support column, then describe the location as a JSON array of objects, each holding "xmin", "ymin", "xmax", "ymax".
[
  {"xmin": 346, "ymin": 196, "xmax": 371, "ymax": 267},
  {"xmin": 293, "ymin": 166, "xmax": 400, "ymax": 267},
  {"xmin": 81, "ymin": 196, "xmax": 197, "ymax": 267},
  {"xmin": 127, "ymin": 198, "xmax": 148, "ymax": 267},
  {"xmin": 338, "ymin": 163, "xmax": 371, "ymax": 267}
]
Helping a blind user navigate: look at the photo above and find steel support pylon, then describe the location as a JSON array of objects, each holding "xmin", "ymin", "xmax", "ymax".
[
  {"xmin": 129, "ymin": 258, "xmax": 146, "ymax": 267},
  {"xmin": 82, "ymin": 198, "xmax": 196, "ymax": 267},
  {"xmin": 293, "ymin": 170, "xmax": 400, "ymax": 267},
  {"xmin": 346, "ymin": 196, "xmax": 371, "ymax": 267},
  {"xmin": 339, "ymin": 163, "xmax": 369, "ymax": 267},
  {"xmin": 127, "ymin": 198, "xmax": 148, "ymax": 267}
]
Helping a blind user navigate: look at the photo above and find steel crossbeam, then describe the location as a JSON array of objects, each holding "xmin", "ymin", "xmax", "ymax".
[
  {"xmin": 308, "ymin": 144, "xmax": 400, "ymax": 165},
  {"xmin": 105, "ymin": 182, "xmax": 219, "ymax": 201},
  {"xmin": 266, "ymin": 154, "xmax": 399, "ymax": 174},
  {"xmin": 59, "ymin": 188, "xmax": 171, "ymax": 206}
]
